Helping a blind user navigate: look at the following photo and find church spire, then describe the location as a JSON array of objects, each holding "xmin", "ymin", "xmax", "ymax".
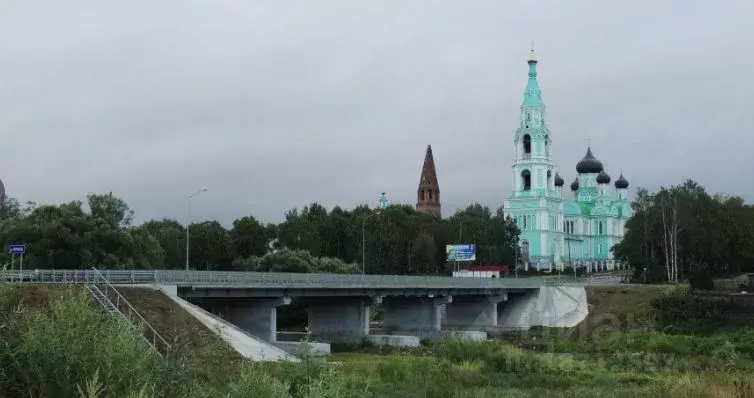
[
  {"xmin": 522, "ymin": 47, "xmax": 544, "ymax": 111},
  {"xmin": 416, "ymin": 145, "xmax": 441, "ymax": 217}
]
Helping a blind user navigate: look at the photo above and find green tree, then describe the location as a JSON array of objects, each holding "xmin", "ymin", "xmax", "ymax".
[
  {"xmin": 230, "ymin": 216, "xmax": 267, "ymax": 259},
  {"xmin": 188, "ymin": 221, "xmax": 232, "ymax": 270},
  {"xmin": 140, "ymin": 219, "xmax": 185, "ymax": 269},
  {"xmin": 613, "ymin": 179, "xmax": 754, "ymax": 283}
]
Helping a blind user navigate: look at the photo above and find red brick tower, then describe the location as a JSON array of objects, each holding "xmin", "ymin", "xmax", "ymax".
[{"xmin": 416, "ymin": 145, "xmax": 441, "ymax": 217}]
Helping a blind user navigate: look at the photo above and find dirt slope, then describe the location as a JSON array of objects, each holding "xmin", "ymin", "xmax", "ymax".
[
  {"xmin": 583, "ymin": 284, "xmax": 670, "ymax": 332},
  {"xmin": 2, "ymin": 284, "xmax": 82, "ymax": 310},
  {"xmin": 116, "ymin": 287, "xmax": 225, "ymax": 352}
]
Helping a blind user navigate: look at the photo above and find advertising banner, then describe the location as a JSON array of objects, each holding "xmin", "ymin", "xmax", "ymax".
[{"xmin": 446, "ymin": 244, "xmax": 476, "ymax": 262}]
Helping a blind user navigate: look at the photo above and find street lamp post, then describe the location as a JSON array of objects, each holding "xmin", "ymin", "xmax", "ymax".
[{"xmin": 185, "ymin": 188, "xmax": 208, "ymax": 271}]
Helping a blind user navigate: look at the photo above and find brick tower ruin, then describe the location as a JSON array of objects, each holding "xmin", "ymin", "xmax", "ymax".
[{"xmin": 416, "ymin": 145, "xmax": 441, "ymax": 217}]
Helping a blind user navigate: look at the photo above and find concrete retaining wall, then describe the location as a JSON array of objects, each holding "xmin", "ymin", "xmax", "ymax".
[{"xmin": 498, "ymin": 287, "xmax": 588, "ymax": 330}]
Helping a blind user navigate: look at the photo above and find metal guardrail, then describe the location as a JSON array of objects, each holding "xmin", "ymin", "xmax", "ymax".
[
  {"xmin": 90, "ymin": 268, "xmax": 171, "ymax": 357},
  {"xmin": 0, "ymin": 269, "xmax": 586, "ymax": 289}
]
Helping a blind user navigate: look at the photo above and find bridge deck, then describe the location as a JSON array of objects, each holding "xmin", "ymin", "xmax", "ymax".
[{"xmin": 1, "ymin": 269, "xmax": 583, "ymax": 291}]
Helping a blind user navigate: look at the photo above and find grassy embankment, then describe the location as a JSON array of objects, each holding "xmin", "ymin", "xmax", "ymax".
[{"xmin": 2, "ymin": 278, "xmax": 754, "ymax": 397}]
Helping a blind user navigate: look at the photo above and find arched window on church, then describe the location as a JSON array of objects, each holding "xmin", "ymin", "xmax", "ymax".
[
  {"xmin": 546, "ymin": 170, "xmax": 552, "ymax": 189},
  {"xmin": 523, "ymin": 134, "xmax": 531, "ymax": 155},
  {"xmin": 521, "ymin": 170, "xmax": 531, "ymax": 191},
  {"xmin": 428, "ymin": 190, "xmax": 433, "ymax": 200}
]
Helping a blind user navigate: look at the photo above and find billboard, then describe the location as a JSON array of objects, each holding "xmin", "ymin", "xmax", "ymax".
[{"xmin": 446, "ymin": 244, "xmax": 476, "ymax": 262}]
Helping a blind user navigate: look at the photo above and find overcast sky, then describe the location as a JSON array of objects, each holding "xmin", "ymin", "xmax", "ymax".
[{"xmin": 1, "ymin": 1, "xmax": 752, "ymax": 225}]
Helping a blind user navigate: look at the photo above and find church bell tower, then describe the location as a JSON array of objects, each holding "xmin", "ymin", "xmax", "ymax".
[
  {"xmin": 511, "ymin": 49, "xmax": 557, "ymax": 197},
  {"xmin": 416, "ymin": 145, "xmax": 441, "ymax": 217}
]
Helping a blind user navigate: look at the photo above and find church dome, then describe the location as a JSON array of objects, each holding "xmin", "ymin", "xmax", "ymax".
[
  {"xmin": 554, "ymin": 172, "xmax": 564, "ymax": 187},
  {"xmin": 576, "ymin": 146, "xmax": 604, "ymax": 174},
  {"xmin": 615, "ymin": 174, "xmax": 629, "ymax": 189},
  {"xmin": 570, "ymin": 178, "xmax": 579, "ymax": 191},
  {"xmin": 596, "ymin": 170, "xmax": 611, "ymax": 185}
]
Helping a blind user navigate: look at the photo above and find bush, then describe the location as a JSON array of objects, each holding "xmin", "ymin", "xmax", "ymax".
[
  {"xmin": 0, "ymin": 288, "xmax": 189, "ymax": 397},
  {"xmin": 689, "ymin": 272, "xmax": 715, "ymax": 291},
  {"xmin": 221, "ymin": 363, "xmax": 291, "ymax": 398},
  {"xmin": 235, "ymin": 248, "xmax": 360, "ymax": 274},
  {"xmin": 650, "ymin": 288, "xmax": 732, "ymax": 328}
]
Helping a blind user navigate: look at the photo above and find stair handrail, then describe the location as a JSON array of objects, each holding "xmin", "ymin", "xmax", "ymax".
[{"xmin": 90, "ymin": 267, "xmax": 171, "ymax": 356}]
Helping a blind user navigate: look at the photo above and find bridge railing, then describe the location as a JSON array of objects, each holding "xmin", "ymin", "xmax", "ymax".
[{"xmin": 0, "ymin": 269, "xmax": 583, "ymax": 288}]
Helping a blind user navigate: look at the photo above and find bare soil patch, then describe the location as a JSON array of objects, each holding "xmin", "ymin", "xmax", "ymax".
[{"xmin": 116, "ymin": 287, "xmax": 222, "ymax": 352}]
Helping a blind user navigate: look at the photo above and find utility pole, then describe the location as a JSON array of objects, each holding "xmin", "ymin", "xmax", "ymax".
[
  {"xmin": 362, "ymin": 193, "xmax": 388, "ymax": 274},
  {"xmin": 407, "ymin": 238, "xmax": 411, "ymax": 274},
  {"xmin": 514, "ymin": 236, "xmax": 519, "ymax": 278},
  {"xmin": 185, "ymin": 188, "xmax": 208, "ymax": 271},
  {"xmin": 362, "ymin": 212, "xmax": 379, "ymax": 274},
  {"xmin": 455, "ymin": 220, "xmax": 463, "ymax": 272}
]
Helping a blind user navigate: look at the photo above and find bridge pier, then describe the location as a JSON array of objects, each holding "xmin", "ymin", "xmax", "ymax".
[
  {"xmin": 304, "ymin": 296, "xmax": 381, "ymax": 344},
  {"xmin": 443, "ymin": 294, "xmax": 507, "ymax": 329},
  {"xmin": 382, "ymin": 296, "xmax": 451, "ymax": 341},
  {"xmin": 213, "ymin": 297, "xmax": 291, "ymax": 342}
]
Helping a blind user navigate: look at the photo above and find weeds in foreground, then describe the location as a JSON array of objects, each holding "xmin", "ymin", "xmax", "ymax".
[{"xmin": 3, "ymin": 284, "xmax": 754, "ymax": 397}]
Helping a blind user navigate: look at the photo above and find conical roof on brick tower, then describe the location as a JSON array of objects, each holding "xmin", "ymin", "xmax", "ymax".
[
  {"xmin": 416, "ymin": 145, "xmax": 441, "ymax": 217},
  {"xmin": 418, "ymin": 145, "xmax": 439, "ymax": 189}
]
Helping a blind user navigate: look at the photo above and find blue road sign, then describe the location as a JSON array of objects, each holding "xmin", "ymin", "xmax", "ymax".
[
  {"xmin": 8, "ymin": 244, "xmax": 25, "ymax": 254},
  {"xmin": 446, "ymin": 244, "xmax": 476, "ymax": 262}
]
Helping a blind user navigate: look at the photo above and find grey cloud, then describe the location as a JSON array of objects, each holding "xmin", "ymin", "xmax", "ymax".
[{"xmin": 1, "ymin": 0, "xmax": 752, "ymax": 225}]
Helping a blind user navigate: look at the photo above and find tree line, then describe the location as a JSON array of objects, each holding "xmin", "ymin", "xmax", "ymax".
[
  {"xmin": 613, "ymin": 179, "xmax": 754, "ymax": 283},
  {"xmin": 3, "ymin": 177, "xmax": 750, "ymax": 281},
  {"xmin": 0, "ymin": 194, "xmax": 520, "ymax": 274}
]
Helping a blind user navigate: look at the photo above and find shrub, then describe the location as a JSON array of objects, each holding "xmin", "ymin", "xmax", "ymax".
[
  {"xmin": 650, "ymin": 289, "xmax": 732, "ymax": 328},
  {"xmin": 689, "ymin": 272, "xmax": 715, "ymax": 291},
  {"xmin": 0, "ymin": 288, "xmax": 188, "ymax": 397},
  {"xmin": 235, "ymin": 248, "xmax": 360, "ymax": 274},
  {"xmin": 221, "ymin": 363, "xmax": 291, "ymax": 398}
]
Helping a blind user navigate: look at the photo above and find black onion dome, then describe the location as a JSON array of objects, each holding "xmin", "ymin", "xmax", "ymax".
[
  {"xmin": 570, "ymin": 178, "xmax": 579, "ymax": 191},
  {"xmin": 554, "ymin": 172, "xmax": 565, "ymax": 187},
  {"xmin": 576, "ymin": 146, "xmax": 604, "ymax": 174},
  {"xmin": 596, "ymin": 170, "xmax": 611, "ymax": 184},
  {"xmin": 615, "ymin": 174, "xmax": 629, "ymax": 189}
]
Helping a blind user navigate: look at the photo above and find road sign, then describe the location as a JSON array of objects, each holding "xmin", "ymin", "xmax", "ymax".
[
  {"xmin": 446, "ymin": 244, "xmax": 476, "ymax": 262},
  {"xmin": 8, "ymin": 244, "xmax": 25, "ymax": 254}
]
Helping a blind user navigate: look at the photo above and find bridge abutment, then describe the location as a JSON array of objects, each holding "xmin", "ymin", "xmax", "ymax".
[
  {"xmin": 382, "ymin": 296, "xmax": 451, "ymax": 340},
  {"xmin": 304, "ymin": 296, "xmax": 380, "ymax": 344}
]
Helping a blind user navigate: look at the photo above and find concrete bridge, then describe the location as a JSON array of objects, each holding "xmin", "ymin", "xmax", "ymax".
[{"xmin": 2, "ymin": 269, "xmax": 589, "ymax": 352}]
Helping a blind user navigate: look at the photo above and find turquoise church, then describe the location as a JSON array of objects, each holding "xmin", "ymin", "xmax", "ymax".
[{"xmin": 503, "ymin": 50, "xmax": 633, "ymax": 272}]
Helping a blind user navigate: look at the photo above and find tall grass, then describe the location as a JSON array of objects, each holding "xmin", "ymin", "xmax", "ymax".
[
  {"xmin": 3, "ymin": 284, "xmax": 754, "ymax": 397},
  {"xmin": 0, "ymin": 286, "xmax": 189, "ymax": 397}
]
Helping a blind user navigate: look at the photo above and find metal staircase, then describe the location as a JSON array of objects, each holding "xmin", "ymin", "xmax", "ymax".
[
  {"xmin": 86, "ymin": 284, "xmax": 121, "ymax": 316},
  {"xmin": 86, "ymin": 268, "xmax": 171, "ymax": 357}
]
